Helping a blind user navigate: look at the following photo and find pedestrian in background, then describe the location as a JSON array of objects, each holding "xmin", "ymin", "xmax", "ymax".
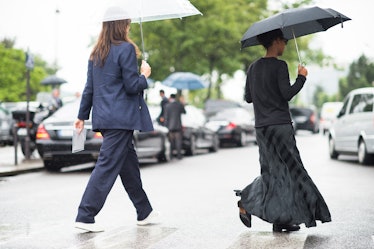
[
  {"xmin": 164, "ymin": 94, "xmax": 186, "ymax": 160},
  {"xmin": 157, "ymin": 89, "xmax": 169, "ymax": 125},
  {"xmin": 236, "ymin": 29, "xmax": 331, "ymax": 232},
  {"xmin": 48, "ymin": 88, "xmax": 63, "ymax": 113},
  {"xmin": 73, "ymin": 6, "xmax": 159, "ymax": 233}
]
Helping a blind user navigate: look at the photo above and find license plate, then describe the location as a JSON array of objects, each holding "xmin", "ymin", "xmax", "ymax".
[
  {"xmin": 58, "ymin": 129, "xmax": 73, "ymax": 138},
  {"xmin": 17, "ymin": 128, "xmax": 27, "ymax": 136}
]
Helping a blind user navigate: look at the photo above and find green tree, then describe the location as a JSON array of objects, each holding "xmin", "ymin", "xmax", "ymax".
[
  {"xmin": 338, "ymin": 55, "xmax": 374, "ymax": 98},
  {"xmin": 312, "ymin": 85, "xmax": 340, "ymax": 109},
  {"xmin": 0, "ymin": 40, "xmax": 54, "ymax": 102}
]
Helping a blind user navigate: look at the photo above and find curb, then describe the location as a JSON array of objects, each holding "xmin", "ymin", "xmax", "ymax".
[{"xmin": 0, "ymin": 160, "xmax": 44, "ymax": 177}]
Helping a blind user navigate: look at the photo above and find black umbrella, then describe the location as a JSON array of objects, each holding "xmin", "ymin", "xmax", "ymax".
[
  {"xmin": 241, "ymin": 6, "xmax": 351, "ymax": 64},
  {"xmin": 40, "ymin": 75, "xmax": 67, "ymax": 86}
]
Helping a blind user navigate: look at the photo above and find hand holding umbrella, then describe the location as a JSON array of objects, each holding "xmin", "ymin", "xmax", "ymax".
[
  {"xmin": 298, "ymin": 64, "xmax": 308, "ymax": 77},
  {"xmin": 140, "ymin": 60, "xmax": 152, "ymax": 78}
]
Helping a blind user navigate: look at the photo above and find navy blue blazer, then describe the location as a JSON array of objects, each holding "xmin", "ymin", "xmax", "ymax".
[{"xmin": 78, "ymin": 42, "xmax": 153, "ymax": 132}]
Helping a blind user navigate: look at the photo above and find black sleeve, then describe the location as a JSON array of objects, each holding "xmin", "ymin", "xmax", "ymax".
[
  {"xmin": 244, "ymin": 66, "xmax": 253, "ymax": 103},
  {"xmin": 277, "ymin": 62, "xmax": 306, "ymax": 101}
]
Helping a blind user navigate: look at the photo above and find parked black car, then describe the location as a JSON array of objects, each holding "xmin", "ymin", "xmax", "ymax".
[
  {"xmin": 36, "ymin": 100, "xmax": 103, "ymax": 171},
  {"xmin": 289, "ymin": 106, "xmax": 319, "ymax": 133},
  {"xmin": 205, "ymin": 107, "xmax": 256, "ymax": 147},
  {"xmin": 181, "ymin": 105, "xmax": 219, "ymax": 155}
]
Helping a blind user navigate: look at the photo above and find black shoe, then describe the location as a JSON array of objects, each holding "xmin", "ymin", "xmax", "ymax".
[
  {"xmin": 238, "ymin": 201, "xmax": 251, "ymax": 228},
  {"xmin": 273, "ymin": 224, "xmax": 300, "ymax": 232}
]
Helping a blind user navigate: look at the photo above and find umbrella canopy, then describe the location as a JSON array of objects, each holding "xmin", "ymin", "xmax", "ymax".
[
  {"xmin": 241, "ymin": 6, "xmax": 351, "ymax": 63},
  {"xmin": 40, "ymin": 75, "xmax": 67, "ymax": 86},
  {"xmin": 101, "ymin": 0, "xmax": 202, "ymax": 59},
  {"xmin": 162, "ymin": 72, "xmax": 207, "ymax": 90},
  {"xmin": 118, "ymin": 0, "xmax": 202, "ymax": 23}
]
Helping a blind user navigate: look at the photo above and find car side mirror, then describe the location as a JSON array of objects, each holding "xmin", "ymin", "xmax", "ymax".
[{"xmin": 337, "ymin": 109, "xmax": 345, "ymax": 118}]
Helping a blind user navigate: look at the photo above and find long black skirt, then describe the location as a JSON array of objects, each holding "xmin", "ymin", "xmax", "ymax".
[{"xmin": 240, "ymin": 124, "xmax": 331, "ymax": 227}]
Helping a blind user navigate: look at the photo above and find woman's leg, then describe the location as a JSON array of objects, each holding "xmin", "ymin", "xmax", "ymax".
[
  {"xmin": 118, "ymin": 135, "xmax": 153, "ymax": 221},
  {"xmin": 75, "ymin": 129, "xmax": 131, "ymax": 223}
]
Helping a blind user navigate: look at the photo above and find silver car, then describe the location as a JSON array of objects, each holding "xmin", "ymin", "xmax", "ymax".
[{"xmin": 328, "ymin": 87, "xmax": 374, "ymax": 164}]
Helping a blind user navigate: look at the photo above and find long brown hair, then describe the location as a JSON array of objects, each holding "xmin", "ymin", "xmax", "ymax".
[{"xmin": 90, "ymin": 19, "xmax": 141, "ymax": 67}]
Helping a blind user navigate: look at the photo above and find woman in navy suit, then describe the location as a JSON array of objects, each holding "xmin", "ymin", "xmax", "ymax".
[{"xmin": 74, "ymin": 7, "xmax": 159, "ymax": 232}]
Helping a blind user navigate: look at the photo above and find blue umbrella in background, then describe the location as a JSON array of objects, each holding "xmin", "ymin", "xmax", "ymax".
[{"xmin": 161, "ymin": 72, "xmax": 207, "ymax": 90}]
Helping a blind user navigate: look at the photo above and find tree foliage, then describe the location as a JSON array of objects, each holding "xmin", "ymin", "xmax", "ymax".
[
  {"xmin": 338, "ymin": 55, "xmax": 374, "ymax": 99},
  {"xmin": 312, "ymin": 85, "xmax": 340, "ymax": 109},
  {"xmin": 311, "ymin": 55, "xmax": 374, "ymax": 110},
  {"xmin": 0, "ymin": 40, "xmax": 54, "ymax": 102}
]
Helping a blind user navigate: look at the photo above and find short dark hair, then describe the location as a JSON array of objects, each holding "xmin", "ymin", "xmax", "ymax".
[
  {"xmin": 170, "ymin": 94, "xmax": 176, "ymax": 99},
  {"xmin": 160, "ymin": 89, "xmax": 165, "ymax": 94},
  {"xmin": 257, "ymin": 29, "xmax": 285, "ymax": 49}
]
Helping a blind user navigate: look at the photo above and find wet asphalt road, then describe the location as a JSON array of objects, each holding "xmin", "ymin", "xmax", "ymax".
[{"xmin": 0, "ymin": 132, "xmax": 374, "ymax": 249}]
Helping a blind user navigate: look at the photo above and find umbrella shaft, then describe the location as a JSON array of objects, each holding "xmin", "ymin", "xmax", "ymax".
[
  {"xmin": 139, "ymin": 21, "xmax": 147, "ymax": 60},
  {"xmin": 292, "ymin": 29, "xmax": 302, "ymax": 65}
]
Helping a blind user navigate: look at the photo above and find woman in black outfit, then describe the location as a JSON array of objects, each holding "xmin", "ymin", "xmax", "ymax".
[{"xmin": 237, "ymin": 29, "xmax": 331, "ymax": 232}]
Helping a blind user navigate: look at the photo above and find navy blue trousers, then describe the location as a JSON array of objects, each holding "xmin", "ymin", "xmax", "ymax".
[{"xmin": 75, "ymin": 129, "xmax": 153, "ymax": 223}]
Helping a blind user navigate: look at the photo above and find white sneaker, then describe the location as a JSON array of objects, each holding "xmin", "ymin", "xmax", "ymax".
[
  {"xmin": 137, "ymin": 211, "xmax": 160, "ymax": 226},
  {"xmin": 74, "ymin": 222, "xmax": 105, "ymax": 232}
]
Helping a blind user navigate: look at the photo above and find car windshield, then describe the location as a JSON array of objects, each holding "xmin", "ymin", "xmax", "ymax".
[
  {"xmin": 50, "ymin": 99, "xmax": 82, "ymax": 120},
  {"xmin": 290, "ymin": 108, "xmax": 313, "ymax": 116},
  {"xmin": 182, "ymin": 106, "xmax": 205, "ymax": 126},
  {"xmin": 209, "ymin": 108, "xmax": 251, "ymax": 123}
]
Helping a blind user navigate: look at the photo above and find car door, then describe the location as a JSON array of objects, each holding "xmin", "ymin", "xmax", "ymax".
[
  {"xmin": 354, "ymin": 93, "xmax": 374, "ymax": 152},
  {"xmin": 333, "ymin": 94, "xmax": 353, "ymax": 151},
  {"xmin": 334, "ymin": 93, "xmax": 373, "ymax": 152}
]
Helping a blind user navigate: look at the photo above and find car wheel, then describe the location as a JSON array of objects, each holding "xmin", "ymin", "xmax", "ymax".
[
  {"xmin": 44, "ymin": 160, "xmax": 63, "ymax": 172},
  {"xmin": 185, "ymin": 135, "xmax": 196, "ymax": 156},
  {"xmin": 209, "ymin": 135, "xmax": 219, "ymax": 152},
  {"xmin": 329, "ymin": 136, "xmax": 339, "ymax": 159},
  {"xmin": 157, "ymin": 138, "xmax": 171, "ymax": 162},
  {"xmin": 358, "ymin": 139, "xmax": 372, "ymax": 165},
  {"xmin": 237, "ymin": 131, "xmax": 247, "ymax": 147},
  {"xmin": 20, "ymin": 140, "xmax": 36, "ymax": 156}
]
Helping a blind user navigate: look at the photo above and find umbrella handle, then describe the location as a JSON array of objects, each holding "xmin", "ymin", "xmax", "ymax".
[{"xmin": 292, "ymin": 29, "xmax": 303, "ymax": 66}]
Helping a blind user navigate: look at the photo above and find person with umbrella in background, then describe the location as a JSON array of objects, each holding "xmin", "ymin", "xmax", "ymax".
[
  {"xmin": 74, "ymin": 6, "xmax": 159, "ymax": 232},
  {"xmin": 236, "ymin": 29, "xmax": 331, "ymax": 232},
  {"xmin": 48, "ymin": 88, "xmax": 63, "ymax": 113}
]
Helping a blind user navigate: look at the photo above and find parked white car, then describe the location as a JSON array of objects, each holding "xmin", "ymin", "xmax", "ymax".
[{"xmin": 328, "ymin": 87, "xmax": 374, "ymax": 164}]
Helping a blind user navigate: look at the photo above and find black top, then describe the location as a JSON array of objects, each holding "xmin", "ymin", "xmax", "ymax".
[{"xmin": 245, "ymin": 57, "xmax": 306, "ymax": 128}]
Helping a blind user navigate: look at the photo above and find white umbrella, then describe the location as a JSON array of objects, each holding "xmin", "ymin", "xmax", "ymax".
[{"xmin": 100, "ymin": 0, "xmax": 202, "ymax": 59}]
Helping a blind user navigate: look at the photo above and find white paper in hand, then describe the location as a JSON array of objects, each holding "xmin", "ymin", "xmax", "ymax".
[{"xmin": 72, "ymin": 128, "xmax": 86, "ymax": 153}]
